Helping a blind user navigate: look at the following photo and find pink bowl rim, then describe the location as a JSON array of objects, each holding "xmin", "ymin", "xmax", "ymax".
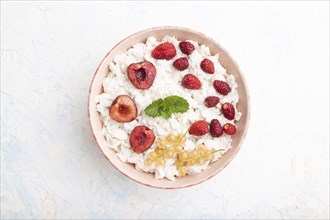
[{"xmin": 88, "ymin": 26, "xmax": 251, "ymax": 189}]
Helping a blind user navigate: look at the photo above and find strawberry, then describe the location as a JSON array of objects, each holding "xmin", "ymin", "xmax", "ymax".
[
  {"xmin": 200, "ymin": 58, "xmax": 215, "ymax": 74},
  {"xmin": 223, "ymin": 123, "xmax": 236, "ymax": 135},
  {"xmin": 179, "ymin": 41, "xmax": 195, "ymax": 55},
  {"xmin": 213, "ymin": 80, "xmax": 231, "ymax": 95},
  {"xmin": 181, "ymin": 74, "xmax": 201, "ymax": 89},
  {"xmin": 151, "ymin": 42, "xmax": 176, "ymax": 60},
  {"xmin": 173, "ymin": 57, "xmax": 189, "ymax": 71},
  {"xmin": 189, "ymin": 120, "xmax": 209, "ymax": 136},
  {"xmin": 221, "ymin": 103, "xmax": 235, "ymax": 120},
  {"xmin": 204, "ymin": 96, "xmax": 220, "ymax": 108},
  {"xmin": 129, "ymin": 125, "xmax": 155, "ymax": 153},
  {"xmin": 210, "ymin": 119, "xmax": 223, "ymax": 137}
]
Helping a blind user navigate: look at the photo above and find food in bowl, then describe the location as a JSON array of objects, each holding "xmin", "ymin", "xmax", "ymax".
[{"xmin": 96, "ymin": 36, "xmax": 241, "ymax": 180}]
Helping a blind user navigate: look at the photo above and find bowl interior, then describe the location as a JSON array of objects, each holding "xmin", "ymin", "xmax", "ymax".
[{"xmin": 88, "ymin": 27, "xmax": 250, "ymax": 189}]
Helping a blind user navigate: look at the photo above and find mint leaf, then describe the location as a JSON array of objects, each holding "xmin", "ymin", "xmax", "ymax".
[
  {"xmin": 163, "ymin": 95, "xmax": 189, "ymax": 113},
  {"xmin": 144, "ymin": 95, "xmax": 189, "ymax": 120},
  {"xmin": 160, "ymin": 109, "xmax": 172, "ymax": 119},
  {"xmin": 144, "ymin": 99, "xmax": 164, "ymax": 117}
]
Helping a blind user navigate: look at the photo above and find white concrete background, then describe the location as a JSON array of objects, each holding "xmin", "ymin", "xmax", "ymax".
[{"xmin": 1, "ymin": 1, "xmax": 329, "ymax": 219}]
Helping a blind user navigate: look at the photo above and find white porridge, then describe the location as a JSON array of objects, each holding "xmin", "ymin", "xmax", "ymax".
[{"xmin": 96, "ymin": 36, "xmax": 241, "ymax": 180}]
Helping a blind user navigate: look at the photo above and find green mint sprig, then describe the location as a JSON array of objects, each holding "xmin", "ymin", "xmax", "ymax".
[{"xmin": 144, "ymin": 95, "xmax": 189, "ymax": 120}]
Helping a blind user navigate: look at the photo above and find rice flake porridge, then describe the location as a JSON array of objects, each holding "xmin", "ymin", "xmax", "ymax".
[{"xmin": 96, "ymin": 36, "xmax": 241, "ymax": 180}]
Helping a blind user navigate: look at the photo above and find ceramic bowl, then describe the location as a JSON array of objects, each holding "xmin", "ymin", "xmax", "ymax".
[{"xmin": 88, "ymin": 26, "xmax": 250, "ymax": 189}]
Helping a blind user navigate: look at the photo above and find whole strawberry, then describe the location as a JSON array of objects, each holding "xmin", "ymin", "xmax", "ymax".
[
  {"xmin": 152, "ymin": 42, "xmax": 176, "ymax": 60},
  {"xmin": 173, "ymin": 57, "xmax": 189, "ymax": 71},
  {"xmin": 213, "ymin": 80, "xmax": 231, "ymax": 95},
  {"xmin": 223, "ymin": 123, "xmax": 236, "ymax": 135},
  {"xmin": 204, "ymin": 96, "xmax": 220, "ymax": 108},
  {"xmin": 181, "ymin": 74, "xmax": 201, "ymax": 90},
  {"xmin": 200, "ymin": 58, "xmax": 215, "ymax": 74},
  {"xmin": 210, "ymin": 119, "xmax": 223, "ymax": 137},
  {"xmin": 189, "ymin": 120, "xmax": 209, "ymax": 136},
  {"xmin": 179, "ymin": 41, "xmax": 195, "ymax": 55},
  {"xmin": 221, "ymin": 103, "xmax": 235, "ymax": 120}
]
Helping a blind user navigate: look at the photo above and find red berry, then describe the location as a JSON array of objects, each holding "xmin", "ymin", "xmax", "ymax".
[
  {"xmin": 189, "ymin": 120, "xmax": 209, "ymax": 136},
  {"xmin": 179, "ymin": 41, "xmax": 195, "ymax": 55},
  {"xmin": 151, "ymin": 42, "xmax": 176, "ymax": 60},
  {"xmin": 181, "ymin": 74, "xmax": 201, "ymax": 90},
  {"xmin": 221, "ymin": 103, "xmax": 235, "ymax": 120},
  {"xmin": 129, "ymin": 125, "xmax": 155, "ymax": 153},
  {"xmin": 200, "ymin": 58, "xmax": 215, "ymax": 74},
  {"xmin": 173, "ymin": 57, "xmax": 189, "ymax": 71},
  {"xmin": 109, "ymin": 95, "xmax": 138, "ymax": 122},
  {"xmin": 223, "ymin": 123, "xmax": 236, "ymax": 135},
  {"xmin": 204, "ymin": 96, "xmax": 220, "ymax": 108},
  {"xmin": 127, "ymin": 61, "xmax": 156, "ymax": 89},
  {"xmin": 213, "ymin": 80, "xmax": 231, "ymax": 95},
  {"xmin": 210, "ymin": 119, "xmax": 223, "ymax": 137}
]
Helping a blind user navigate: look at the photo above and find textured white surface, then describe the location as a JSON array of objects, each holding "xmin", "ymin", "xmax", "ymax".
[{"xmin": 1, "ymin": 1, "xmax": 329, "ymax": 219}]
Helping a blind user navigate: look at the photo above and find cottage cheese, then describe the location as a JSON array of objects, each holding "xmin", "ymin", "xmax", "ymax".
[{"xmin": 96, "ymin": 36, "xmax": 241, "ymax": 180}]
